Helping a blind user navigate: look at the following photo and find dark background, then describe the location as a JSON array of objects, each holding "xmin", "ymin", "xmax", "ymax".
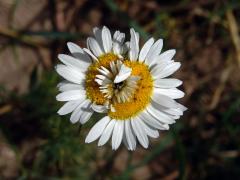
[{"xmin": 0, "ymin": 0, "xmax": 240, "ymax": 179}]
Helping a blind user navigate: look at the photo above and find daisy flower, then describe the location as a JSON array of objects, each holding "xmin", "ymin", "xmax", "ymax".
[{"xmin": 56, "ymin": 26, "xmax": 187, "ymax": 151}]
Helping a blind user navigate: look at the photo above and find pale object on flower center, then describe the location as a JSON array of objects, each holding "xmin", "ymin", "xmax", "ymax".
[{"xmin": 95, "ymin": 60, "xmax": 140, "ymax": 105}]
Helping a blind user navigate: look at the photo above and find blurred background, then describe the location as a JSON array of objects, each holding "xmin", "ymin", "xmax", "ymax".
[{"xmin": 0, "ymin": 0, "xmax": 240, "ymax": 179}]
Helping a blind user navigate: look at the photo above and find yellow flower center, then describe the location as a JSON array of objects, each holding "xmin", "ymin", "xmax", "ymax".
[{"xmin": 85, "ymin": 53, "xmax": 153, "ymax": 120}]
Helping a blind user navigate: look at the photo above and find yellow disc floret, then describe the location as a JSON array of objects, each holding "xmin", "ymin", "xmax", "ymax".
[
  {"xmin": 85, "ymin": 53, "xmax": 119, "ymax": 104},
  {"xmin": 109, "ymin": 60, "xmax": 153, "ymax": 120}
]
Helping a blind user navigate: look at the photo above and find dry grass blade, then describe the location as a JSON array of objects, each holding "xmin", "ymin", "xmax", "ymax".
[
  {"xmin": 0, "ymin": 27, "xmax": 48, "ymax": 48},
  {"xmin": 227, "ymin": 9, "xmax": 240, "ymax": 68},
  {"xmin": 209, "ymin": 63, "xmax": 233, "ymax": 110}
]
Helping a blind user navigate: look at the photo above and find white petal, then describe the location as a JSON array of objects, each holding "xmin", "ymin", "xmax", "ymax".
[
  {"xmin": 57, "ymin": 82, "xmax": 83, "ymax": 92},
  {"xmin": 113, "ymin": 31, "xmax": 120, "ymax": 41},
  {"xmin": 70, "ymin": 100, "xmax": 92, "ymax": 124},
  {"xmin": 139, "ymin": 110, "xmax": 169, "ymax": 130},
  {"xmin": 153, "ymin": 62, "xmax": 181, "ymax": 79},
  {"xmin": 154, "ymin": 78, "xmax": 182, "ymax": 88},
  {"xmin": 150, "ymin": 62, "xmax": 170, "ymax": 77},
  {"xmin": 147, "ymin": 103, "xmax": 175, "ymax": 124},
  {"xmin": 131, "ymin": 118, "xmax": 149, "ymax": 148},
  {"xmin": 161, "ymin": 107, "xmax": 183, "ymax": 116},
  {"xmin": 67, "ymin": 42, "xmax": 84, "ymax": 53},
  {"xmin": 113, "ymin": 31, "xmax": 125, "ymax": 44},
  {"xmin": 114, "ymin": 64, "xmax": 132, "ymax": 83},
  {"xmin": 154, "ymin": 88, "xmax": 185, "ymax": 99},
  {"xmin": 135, "ymin": 116, "xmax": 159, "ymax": 138},
  {"xmin": 56, "ymin": 90, "xmax": 85, "ymax": 101},
  {"xmin": 113, "ymin": 42, "xmax": 122, "ymax": 55},
  {"xmin": 87, "ymin": 37, "xmax": 103, "ymax": 57},
  {"xmin": 85, "ymin": 116, "xmax": 111, "ymax": 143},
  {"xmin": 58, "ymin": 54, "xmax": 89, "ymax": 72},
  {"xmin": 92, "ymin": 103, "xmax": 108, "ymax": 113},
  {"xmin": 102, "ymin": 26, "xmax": 112, "ymax": 53},
  {"xmin": 112, "ymin": 120, "xmax": 124, "ymax": 150},
  {"xmin": 124, "ymin": 120, "xmax": 136, "ymax": 150},
  {"xmin": 122, "ymin": 133, "xmax": 131, "ymax": 150},
  {"xmin": 67, "ymin": 42, "xmax": 91, "ymax": 63},
  {"xmin": 172, "ymin": 115, "xmax": 180, "ymax": 120},
  {"xmin": 128, "ymin": 28, "xmax": 139, "ymax": 61},
  {"xmin": 177, "ymin": 103, "xmax": 188, "ymax": 111},
  {"xmin": 123, "ymin": 41, "xmax": 129, "ymax": 54},
  {"xmin": 55, "ymin": 64, "xmax": 85, "ymax": 84},
  {"xmin": 145, "ymin": 39, "xmax": 163, "ymax": 65},
  {"xmin": 151, "ymin": 91, "xmax": 179, "ymax": 108},
  {"xmin": 135, "ymin": 32, "xmax": 140, "ymax": 43},
  {"xmin": 139, "ymin": 37, "xmax": 154, "ymax": 62},
  {"xmin": 158, "ymin": 49, "xmax": 176, "ymax": 61},
  {"xmin": 57, "ymin": 100, "xmax": 84, "ymax": 115},
  {"xmin": 153, "ymin": 55, "xmax": 172, "ymax": 68},
  {"xmin": 83, "ymin": 48, "xmax": 98, "ymax": 61},
  {"xmin": 147, "ymin": 55, "xmax": 161, "ymax": 67},
  {"xmin": 79, "ymin": 102, "xmax": 94, "ymax": 124},
  {"xmin": 70, "ymin": 100, "xmax": 89, "ymax": 123},
  {"xmin": 80, "ymin": 111, "xmax": 93, "ymax": 124},
  {"xmin": 93, "ymin": 27, "xmax": 103, "ymax": 50},
  {"xmin": 151, "ymin": 102, "xmax": 180, "ymax": 121},
  {"xmin": 98, "ymin": 120, "xmax": 116, "ymax": 146}
]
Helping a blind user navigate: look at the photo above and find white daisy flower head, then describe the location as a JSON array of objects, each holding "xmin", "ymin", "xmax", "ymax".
[{"xmin": 56, "ymin": 26, "xmax": 187, "ymax": 151}]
